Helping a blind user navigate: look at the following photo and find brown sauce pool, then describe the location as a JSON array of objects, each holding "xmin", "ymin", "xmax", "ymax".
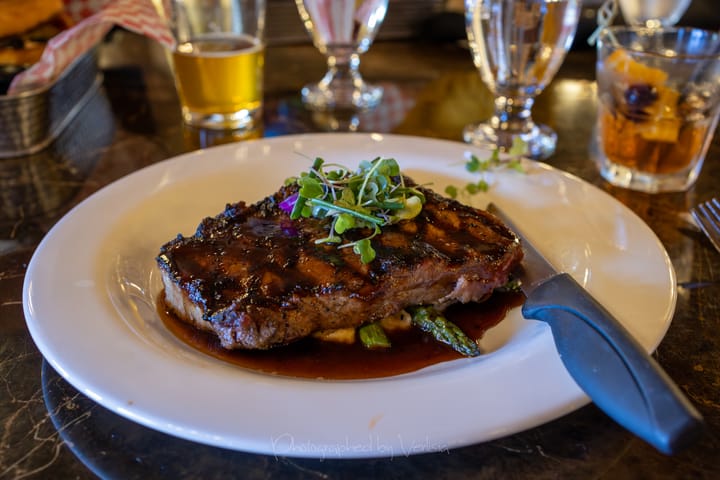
[{"xmin": 158, "ymin": 292, "xmax": 524, "ymax": 380}]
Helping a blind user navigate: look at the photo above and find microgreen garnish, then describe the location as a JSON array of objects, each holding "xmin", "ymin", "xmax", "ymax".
[
  {"xmin": 445, "ymin": 138, "xmax": 527, "ymax": 198},
  {"xmin": 283, "ymin": 157, "xmax": 426, "ymax": 264}
]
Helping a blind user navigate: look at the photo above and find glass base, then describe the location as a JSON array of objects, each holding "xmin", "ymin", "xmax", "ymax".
[
  {"xmin": 182, "ymin": 106, "xmax": 262, "ymax": 131},
  {"xmin": 462, "ymin": 122, "xmax": 557, "ymax": 160},
  {"xmin": 310, "ymin": 110, "xmax": 360, "ymax": 132},
  {"xmin": 597, "ymin": 156, "xmax": 700, "ymax": 193},
  {"xmin": 182, "ymin": 124, "xmax": 263, "ymax": 150},
  {"xmin": 301, "ymin": 82, "xmax": 383, "ymax": 112},
  {"xmin": 589, "ymin": 131, "xmax": 702, "ymax": 193}
]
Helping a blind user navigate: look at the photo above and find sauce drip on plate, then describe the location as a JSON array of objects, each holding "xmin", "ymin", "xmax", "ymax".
[{"xmin": 158, "ymin": 292, "xmax": 523, "ymax": 379}]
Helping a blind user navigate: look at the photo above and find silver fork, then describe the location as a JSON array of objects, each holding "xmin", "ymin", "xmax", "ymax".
[{"xmin": 691, "ymin": 198, "xmax": 720, "ymax": 254}]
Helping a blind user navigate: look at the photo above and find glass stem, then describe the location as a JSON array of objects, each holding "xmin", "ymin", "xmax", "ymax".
[
  {"xmin": 301, "ymin": 48, "xmax": 382, "ymax": 111},
  {"xmin": 491, "ymin": 94, "xmax": 537, "ymax": 136},
  {"xmin": 320, "ymin": 52, "xmax": 362, "ymax": 92}
]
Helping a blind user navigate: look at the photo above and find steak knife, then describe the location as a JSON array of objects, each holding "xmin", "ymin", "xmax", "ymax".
[{"xmin": 487, "ymin": 203, "xmax": 704, "ymax": 454}]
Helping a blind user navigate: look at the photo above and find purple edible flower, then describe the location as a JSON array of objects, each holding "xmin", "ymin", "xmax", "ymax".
[{"xmin": 279, "ymin": 192, "xmax": 298, "ymax": 214}]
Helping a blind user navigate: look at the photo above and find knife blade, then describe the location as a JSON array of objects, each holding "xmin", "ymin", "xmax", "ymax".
[{"xmin": 487, "ymin": 203, "xmax": 704, "ymax": 455}]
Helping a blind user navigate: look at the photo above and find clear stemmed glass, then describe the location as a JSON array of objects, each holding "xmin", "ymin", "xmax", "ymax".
[
  {"xmin": 295, "ymin": 0, "xmax": 388, "ymax": 111},
  {"xmin": 617, "ymin": 0, "xmax": 692, "ymax": 28},
  {"xmin": 463, "ymin": 0, "xmax": 582, "ymax": 159}
]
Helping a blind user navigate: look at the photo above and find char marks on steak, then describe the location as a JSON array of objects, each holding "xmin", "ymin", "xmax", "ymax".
[{"xmin": 156, "ymin": 180, "xmax": 523, "ymax": 350}]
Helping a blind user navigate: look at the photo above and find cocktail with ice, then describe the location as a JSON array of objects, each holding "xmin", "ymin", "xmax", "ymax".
[{"xmin": 595, "ymin": 27, "xmax": 720, "ymax": 192}]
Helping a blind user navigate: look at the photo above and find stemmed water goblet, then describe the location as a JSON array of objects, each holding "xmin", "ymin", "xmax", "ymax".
[
  {"xmin": 617, "ymin": 0, "xmax": 692, "ymax": 28},
  {"xmin": 294, "ymin": 0, "xmax": 388, "ymax": 111},
  {"xmin": 463, "ymin": 0, "xmax": 582, "ymax": 159}
]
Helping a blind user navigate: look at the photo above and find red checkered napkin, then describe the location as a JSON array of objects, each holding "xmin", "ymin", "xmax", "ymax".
[
  {"xmin": 9, "ymin": 0, "xmax": 174, "ymax": 94},
  {"xmin": 63, "ymin": 0, "xmax": 112, "ymax": 21}
]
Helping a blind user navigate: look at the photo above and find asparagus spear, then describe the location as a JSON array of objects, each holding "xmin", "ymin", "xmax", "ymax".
[
  {"xmin": 358, "ymin": 322, "xmax": 391, "ymax": 349},
  {"xmin": 409, "ymin": 306, "xmax": 481, "ymax": 357},
  {"xmin": 496, "ymin": 277, "xmax": 522, "ymax": 293}
]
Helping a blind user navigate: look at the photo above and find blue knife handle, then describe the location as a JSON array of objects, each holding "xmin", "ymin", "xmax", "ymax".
[{"xmin": 523, "ymin": 273, "xmax": 704, "ymax": 454}]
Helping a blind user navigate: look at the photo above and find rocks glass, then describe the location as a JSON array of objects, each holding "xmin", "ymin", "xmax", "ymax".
[{"xmin": 595, "ymin": 26, "xmax": 720, "ymax": 192}]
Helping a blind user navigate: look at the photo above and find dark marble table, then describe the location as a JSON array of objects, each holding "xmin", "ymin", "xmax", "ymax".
[{"xmin": 1, "ymin": 29, "xmax": 719, "ymax": 479}]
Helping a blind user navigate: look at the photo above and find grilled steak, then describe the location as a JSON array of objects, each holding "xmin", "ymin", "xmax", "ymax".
[{"xmin": 156, "ymin": 180, "xmax": 523, "ymax": 350}]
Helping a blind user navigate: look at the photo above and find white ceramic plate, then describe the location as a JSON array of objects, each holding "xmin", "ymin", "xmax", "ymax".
[{"xmin": 24, "ymin": 133, "xmax": 676, "ymax": 458}]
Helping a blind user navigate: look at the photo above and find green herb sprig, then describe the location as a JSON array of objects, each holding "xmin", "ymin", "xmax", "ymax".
[
  {"xmin": 445, "ymin": 138, "xmax": 527, "ymax": 199},
  {"xmin": 284, "ymin": 157, "xmax": 426, "ymax": 264}
]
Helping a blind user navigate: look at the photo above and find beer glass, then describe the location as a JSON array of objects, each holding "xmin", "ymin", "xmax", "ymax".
[{"xmin": 165, "ymin": 0, "xmax": 266, "ymax": 131}]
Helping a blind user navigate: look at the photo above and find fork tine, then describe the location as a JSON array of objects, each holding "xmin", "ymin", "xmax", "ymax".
[{"xmin": 692, "ymin": 198, "xmax": 720, "ymax": 254}]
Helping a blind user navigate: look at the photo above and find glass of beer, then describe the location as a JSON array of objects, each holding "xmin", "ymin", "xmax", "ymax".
[{"xmin": 164, "ymin": 0, "xmax": 265, "ymax": 131}]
